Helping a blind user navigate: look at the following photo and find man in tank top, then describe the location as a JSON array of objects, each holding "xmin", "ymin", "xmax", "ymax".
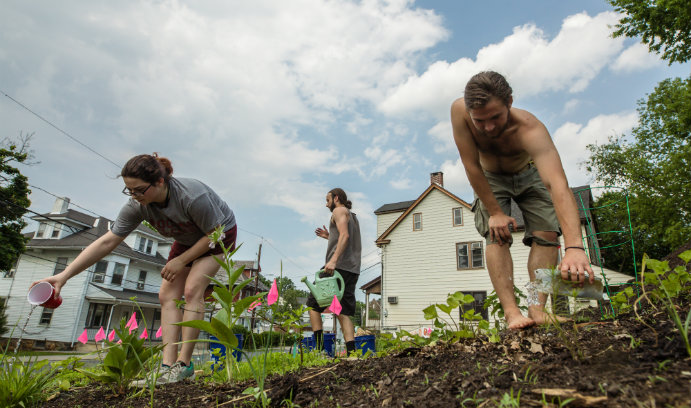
[{"xmin": 307, "ymin": 187, "xmax": 362, "ymax": 356}]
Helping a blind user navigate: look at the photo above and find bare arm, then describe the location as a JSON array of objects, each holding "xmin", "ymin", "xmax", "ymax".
[
  {"xmin": 451, "ymin": 99, "xmax": 516, "ymax": 244},
  {"xmin": 324, "ymin": 208, "xmax": 349, "ymax": 274},
  {"xmin": 521, "ymin": 120, "xmax": 593, "ymax": 281},
  {"xmin": 30, "ymin": 231, "xmax": 126, "ymax": 297}
]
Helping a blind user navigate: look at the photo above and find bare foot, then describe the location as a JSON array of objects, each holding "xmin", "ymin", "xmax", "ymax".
[
  {"xmin": 505, "ymin": 314, "xmax": 536, "ymax": 330},
  {"xmin": 529, "ymin": 307, "xmax": 572, "ymax": 325}
]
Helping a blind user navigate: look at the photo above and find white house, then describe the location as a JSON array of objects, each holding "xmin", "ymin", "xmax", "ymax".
[{"xmin": 373, "ymin": 172, "xmax": 634, "ymax": 332}]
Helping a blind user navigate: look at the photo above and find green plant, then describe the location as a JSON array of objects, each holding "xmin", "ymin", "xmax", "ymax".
[
  {"xmin": 484, "ymin": 287, "xmax": 528, "ymax": 329},
  {"xmin": 0, "ymin": 332, "xmax": 81, "ymax": 408},
  {"xmin": 642, "ymin": 251, "xmax": 691, "ymax": 358},
  {"xmin": 422, "ymin": 291, "xmax": 498, "ymax": 343},
  {"xmin": 497, "ymin": 388, "xmax": 521, "ymax": 407},
  {"xmin": 77, "ymin": 317, "xmax": 163, "ymax": 395},
  {"xmin": 176, "ymin": 226, "xmax": 264, "ymax": 383}
]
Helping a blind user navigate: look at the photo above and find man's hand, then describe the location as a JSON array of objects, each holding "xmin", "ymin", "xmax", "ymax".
[
  {"xmin": 488, "ymin": 213, "xmax": 517, "ymax": 245},
  {"xmin": 323, "ymin": 260, "xmax": 336, "ymax": 275},
  {"xmin": 315, "ymin": 225, "xmax": 329, "ymax": 239},
  {"xmin": 560, "ymin": 248, "xmax": 594, "ymax": 283},
  {"xmin": 161, "ymin": 258, "xmax": 186, "ymax": 282}
]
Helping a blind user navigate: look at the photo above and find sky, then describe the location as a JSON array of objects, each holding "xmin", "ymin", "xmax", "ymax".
[{"xmin": 2, "ymin": 0, "xmax": 689, "ymax": 302}]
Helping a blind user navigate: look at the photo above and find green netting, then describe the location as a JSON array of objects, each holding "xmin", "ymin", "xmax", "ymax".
[{"xmin": 573, "ymin": 186, "xmax": 639, "ymax": 317}]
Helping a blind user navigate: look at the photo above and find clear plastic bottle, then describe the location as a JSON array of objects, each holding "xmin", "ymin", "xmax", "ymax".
[{"xmin": 533, "ymin": 268, "xmax": 605, "ymax": 300}]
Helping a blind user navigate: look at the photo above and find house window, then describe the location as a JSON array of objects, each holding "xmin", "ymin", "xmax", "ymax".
[
  {"xmin": 453, "ymin": 208, "xmax": 463, "ymax": 226},
  {"xmin": 37, "ymin": 223, "xmax": 47, "ymax": 238},
  {"xmin": 111, "ymin": 263, "xmax": 126, "ymax": 285},
  {"xmin": 146, "ymin": 240, "xmax": 153, "ymax": 254},
  {"xmin": 137, "ymin": 270, "xmax": 147, "ymax": 290},
  {"xmin": 412, "ymin": 213, "xmax": 422, "ymax": 231},
  {"xmin": 86, "ymin": 303, "xmax": 112, "ymax": 328},
  {"xmin": 456, "ymin": 242, "xmax": 484, "ymax": 269},
  {"xmin": 39, "ymin": 308, "xmax": 54, "ymax": 325},
  {"xmin": 459, "ymin": 291, "xmax": 488, "ymax": 320},
  {"xmin": 51, "ymin": 224, "xmax": 61, "ymax": 238},
  {"xmin": 53, "ymin": 257, "xmax": 68, "ymax": 275},
  {"xmin": 92, "ymin": 261, "xmax": 108, "ymax": 283},
  {"xmin": 138, "ymin": 237, "xmax": 147, "ymax": 252}
]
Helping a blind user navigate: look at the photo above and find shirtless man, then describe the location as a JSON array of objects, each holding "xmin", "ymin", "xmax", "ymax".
[{"xmin": 450, "ymin": 71, "xmax": 593, "ymax": 329}]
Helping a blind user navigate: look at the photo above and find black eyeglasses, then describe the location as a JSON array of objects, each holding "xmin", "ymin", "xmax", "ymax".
[{"xmin": 122, "ymin": 184, "xmax": 153, "ymax": 197}]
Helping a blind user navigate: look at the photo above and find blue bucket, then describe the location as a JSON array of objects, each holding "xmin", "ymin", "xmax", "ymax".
[
  {"xmin": 317, "ymin": 333, "xmax": 336, "ymax": 357},
  {"xmin": 354, "ymin": 335, "xmax": 376, "ymax": 355},
  {"xmin": 209, "ymin": 333, "xmax": 243, "ymax": 367}
]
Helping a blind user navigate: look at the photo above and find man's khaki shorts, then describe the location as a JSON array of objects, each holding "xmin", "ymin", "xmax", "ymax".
[{"xmin": 471, "ymin": 164, "xmax": 561, "ymax": 247}]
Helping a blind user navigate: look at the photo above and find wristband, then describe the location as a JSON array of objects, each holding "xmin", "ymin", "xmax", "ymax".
[{"xmin": 565, "ymin": 246, "xmax": 585, "ymax": 251}]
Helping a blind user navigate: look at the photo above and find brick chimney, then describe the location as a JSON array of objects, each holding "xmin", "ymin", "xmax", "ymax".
[
  {"xmin": 430, "ymin": 171, "xmax": 443, "ymax": 187},
  {"xmin": 51, "ymin": 197, "xmax": 70, "ymax": 214}
]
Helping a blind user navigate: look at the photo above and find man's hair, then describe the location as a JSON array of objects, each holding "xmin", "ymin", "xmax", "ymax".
[
  {"xmin": 464, "ymin": 71, "xmax": 513, "ymax": 109},
  {"xmin": 328, "ymin": 188, "xmax": 352, "ymax": 209}
]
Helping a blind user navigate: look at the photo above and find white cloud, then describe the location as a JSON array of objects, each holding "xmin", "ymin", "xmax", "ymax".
[
  {"xmin": 553, "ymin": 112, "xmax": 638, "ymax": 186},
  {"xmin": 379, "ymin": 11, "xmax": 626, "ymax": 118},
  {"xmin": 440, "ymin": 158, "xmax": 473, "ymax": 198},
  {"xmin": 390, "ymin": 178, "xmax": 412, "ymax": 190},
  {"xmin": 611, "ymin": 42, "xmax": 663, "ymax": 73},
  {"xmin": 427, "ymin": 120, "xmax": 455, "ymax": 154}
]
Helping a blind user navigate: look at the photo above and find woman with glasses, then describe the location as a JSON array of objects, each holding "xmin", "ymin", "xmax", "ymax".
[{"xmin": 31, "ymin": 153, "xmax": 236, "ymax": 384}]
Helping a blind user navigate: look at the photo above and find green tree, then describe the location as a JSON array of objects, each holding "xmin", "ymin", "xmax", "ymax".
[
  {"xmin": 586, "ymin": 77, "xmax": 691, "ymax": 270},
  {"xmin": 0, "ymin": 134, "xmax": 32, "ymax": 272},
  {"xmin": 609, "ymin": 0, "xmax": 691, "ymax": 64},
  {"xmin": 258, "ymin": 275, "xmax": 309, "ymax": 313}
]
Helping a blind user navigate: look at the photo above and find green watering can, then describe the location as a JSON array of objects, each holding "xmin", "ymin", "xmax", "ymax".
[{"xmin": 301, "ymin": 270, "xmax": 345, "ymax": 308}]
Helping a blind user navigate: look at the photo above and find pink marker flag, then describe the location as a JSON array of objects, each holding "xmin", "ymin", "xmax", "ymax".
[
  {"xmin": 117, "ymin": 339, "xmax": 122, "ymax": 344},
  {"xmin": 140, "ymin": 327, "xmax": 148, "ymax": 339},
  {"xmin": 128, "ymin": 317, "xmax": 139, "ymax": 334},
  {"xmin": 77, "ymin": 329, "xmax": 89, "ymax": 344},
  {"xmin": 267, "ymin": 279, "xmax": 278, "ymax": 305},
  {"xmin": 108, "ymin": 329, "xmax": 116, "ymax": 342},
  {"xmin": 94, "ymin": 327, "xmax": 106, "ymax": 342},
  {"xmin": 125, "ymin": 312, "xmax": 137, "ymax": 329},
  {"xmin": 329, "ymin": 295, "xmax": 342, "ymax": 316},
  {"xmin": 248, "ymin": 300, "xmax": 262, "ymax": 311},
  {"xmin": 155, "ymin": 326, "xmax": 162, "ymax": 339}
]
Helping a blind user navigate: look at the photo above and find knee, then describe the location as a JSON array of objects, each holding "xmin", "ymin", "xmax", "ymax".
[
  {"xmin": 159, "ymin": 290, "xmax": 179, "ymax": 306},
  {"xmin": 183, "ymin": 284, "xmax": 205, "ymax": 303},
  {"xmin": 530, "ymin": 231, "xmax": 559, "ymax": 247}
]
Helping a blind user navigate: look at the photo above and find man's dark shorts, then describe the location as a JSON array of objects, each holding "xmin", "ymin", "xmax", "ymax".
[
  {"xmin": 167, "ymin": 225, "xmax": 237, "ymax": 267},
  {"xmin": 471, "ymin": 164, "xmax": 560, "ymax": 247},
  {"xmin": 306, "ymin": 269, "xmax": 358, "ymax": 316}
]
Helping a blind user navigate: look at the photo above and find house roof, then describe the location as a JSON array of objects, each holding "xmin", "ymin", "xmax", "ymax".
[
  {"xmin": 375, "ymin": 183, "xmax": 472, "ymax": 245},
  {"xmin": 374, "ymin": 200, "xmax": 416, "ymax": 215},
  {"xmin": 28, "ymin": 216, "xmax": 168, "ymax": 267},
  {"xmin": 87, "ymin": 283, "xmax": 161, "ymax": 306},
  {"xmin": 375, "ymin": 184, "xmax": 593, "ymax": 245},
  {"xmin": 359, "ymin": 275, "xmax": 381, "ymax": 292},
  {"xmin": 33, "ymin": 209, "xmax": 97, "ymax": 228}
]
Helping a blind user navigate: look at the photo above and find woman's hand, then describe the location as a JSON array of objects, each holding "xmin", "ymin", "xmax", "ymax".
[{"xmin": 161, "ymin": 258, "xmax": 186, "ymax": 282}]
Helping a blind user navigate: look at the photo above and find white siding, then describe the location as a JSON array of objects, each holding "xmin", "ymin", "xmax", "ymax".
[
  {"xmin": 377, "ymin": 211, "xmax": 403, "ymax": 237},
  {"xmin": 379, "ymin": 189, "xmax": 534, "ymax": 330}
]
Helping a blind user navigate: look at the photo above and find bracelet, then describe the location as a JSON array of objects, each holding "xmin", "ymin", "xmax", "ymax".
[{"xmin": 565, "ymin": 246, "xmax": 585, "ymax": 251}]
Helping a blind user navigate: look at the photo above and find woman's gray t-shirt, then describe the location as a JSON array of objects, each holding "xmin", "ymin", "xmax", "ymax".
[{"xmin": 111, "ymin": 177, "xmax": 236, "ymax": 246}]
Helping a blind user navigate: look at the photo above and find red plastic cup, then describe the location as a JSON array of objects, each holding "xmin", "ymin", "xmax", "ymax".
[{"xmin": 27, "ymin": 282, "xmax": 63, "ymax": 309}]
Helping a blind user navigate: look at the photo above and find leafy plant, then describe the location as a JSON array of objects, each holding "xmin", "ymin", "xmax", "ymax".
[
  {"xmin": 77, "ymin": 317, "xmax": 163, "ymax": 395},
  {"xmin": 0, "ymin": 333, "xmax": 81, "ymax": 408},
  {"xmin": 642, "ymin": 250, "xmax": 691, "ymax": 358},
  {"xmin": 176, "ymin": 226, "xmax": 264, "ymax": 383},
  {"xmin": 422, "ymin": 291, "xmax": 499, "ymax": 343}
]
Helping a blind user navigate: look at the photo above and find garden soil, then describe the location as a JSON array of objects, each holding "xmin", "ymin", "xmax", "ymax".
[{"xmin": 43, "ymin": 304, "xmax": 691, "ymax": 407}]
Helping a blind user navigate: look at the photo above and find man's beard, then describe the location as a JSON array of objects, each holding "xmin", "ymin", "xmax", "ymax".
[
  {"xmin": 480, "ymin": 111, "xmax": 510, "ymax": 139},
  {"xmin": 329, "ymin": 202, "xmax": 336, "ymax": 212}
]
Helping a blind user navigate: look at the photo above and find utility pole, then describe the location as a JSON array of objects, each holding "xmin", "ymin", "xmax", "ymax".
[{"xmin": 250, "ymin": 242, "xmax": 262, "ymax": 331}]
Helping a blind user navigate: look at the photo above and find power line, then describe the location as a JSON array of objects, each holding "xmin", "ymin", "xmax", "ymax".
[
  {"xmin": 0, "ymin": 88, "xmax": 121, "ymax": 168},
  {"xmin": 28, "ymin": 183, "xmax": 105, "ymax": 218}
]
